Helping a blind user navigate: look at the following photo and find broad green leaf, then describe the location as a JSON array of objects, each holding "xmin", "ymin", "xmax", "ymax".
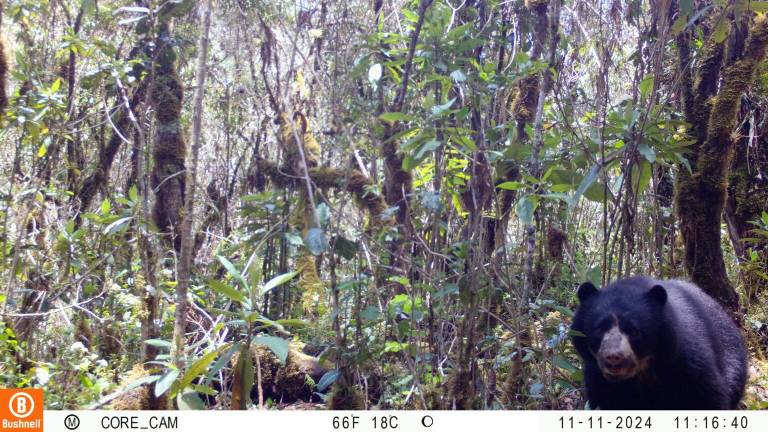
[
  {"xmin": 275, "ymin": 318, "xmax": 308, "ymax": 329},
  {"xmin": 216, "ymin": 255, "xmax": 248, "ymax": 288},
  {"xmin": 712, "ymin": 17, "xmax": 730, "ymax": 43},
  {"xmin": 252, "ymin": 336, "xmax": 289, "ymax": 364},
  {"xmin": 208, "ymin": 343, "xmax": 241, "ymax": 380},
  {"xmin": 450, "ymin": 70, "xmax": 466, "ymax": 82},
  {"xmin": 430, "ymin": 98, "xmax": 455, "ymax": 117},
  {"xmin": 154, "ymin": 369, "xmax": 179, "ymax": 397},
  {"xmin": 414, "ymin": 139, "xmax": 440, "ymax": 160},
  {"xmin": 180, "ymin": 347, "xmax": 226, "ymax": 390},
  {"xmin": 262, "ymin": 271, "xmax": 299, "ymax": 295},
  {"xmin": 378, "ymin": 112, "xmax": 414, "ymax": 124},
  {"xmin": 103, "ymin": 216, "xmax": 132, "ymax": 235},
  {"xmin": 177, "ymin": 390, "xmax": 205, "ymax": 410},
  {"xmin": 129, "ymin": 185, "xmax": 139, "ymax": 202},
  {"xmin": 317, "ymin": 370, "xmax": 341, "ymax": 392},
  {"xmin": 638, "ymin": 143, "xmax": 656, "ymax": 163},
  {"xmin": 208, "ymin": 279, "xmax": 246, "ymax": 304},
  {"xmin": 570, "ymin": 165, "xmax": 601, "ymax": 208},
  {"xmin": 144, "ymin": 339, "xmax": 172, "ymax": 349},
  {"xmin": 124, "ymin": 375, "xmax": 161, "ymax": 391},
  {"xmin": 114, "ymin": 6, "xmax": 150, "ymax": 14},
  {"xmin": 516, "ymin": 195, "xmax": 538, "ymax": 226},
  {"xmin": 231, "ymin": 344, "xmax": 253, "ymax": 409},
  {"xmin": 497, "ymin": 181, "xmax": 524, "ymax": 191},
  {"xmin": 639, "ymin": 76, "xmax": 654, "ymax": 100}
]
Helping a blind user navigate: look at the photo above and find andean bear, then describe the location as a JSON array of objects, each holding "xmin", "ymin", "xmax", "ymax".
[{"xmin": 571, "ymin": 276, "xmax": 747, "ymax": 409}]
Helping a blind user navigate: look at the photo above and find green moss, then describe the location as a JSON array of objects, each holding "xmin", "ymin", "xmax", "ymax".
[
  {"xmin": 150, "ymin": 34, "xmax": 186, "ymax": 250},
  {"xmin": 109, "ymin": 365, "xmax": 152, "ymax": 410},
  {"xmin": 297, "ymin": 252, "xmax": 325, "ymax": 317},
  {"xmin": 511, "ymin": 75, "xmax": 539, "ymax": 123},
  {"xmin": 327, "ymin": 377, "xmax": 365, "ymax": 410}
]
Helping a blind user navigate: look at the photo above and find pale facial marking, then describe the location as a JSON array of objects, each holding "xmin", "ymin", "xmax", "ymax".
[{"xmin": 596, "ymin": 324, "xmax": 640, "ymax": 381}]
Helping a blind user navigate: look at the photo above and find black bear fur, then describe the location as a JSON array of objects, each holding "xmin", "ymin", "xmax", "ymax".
[{"xmin": 571, "ymin": 276, "xmax": 747, "ymax": 409}]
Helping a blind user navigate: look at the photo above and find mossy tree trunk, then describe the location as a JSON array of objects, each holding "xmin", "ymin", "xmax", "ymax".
[
  {"xmin": 725, "ymin": 101, "xmax": 768, "ymax": 300},
  {"xmin": 675, "ymin": 13, "xmax": 768, "ymax": 310},
  {"xmin": 151, "ymin": 23, "xmax": 186, "ymax": 253},
  {"xmin": 379, "ymin": 0, "xmax": 433, "ymax": 296}
]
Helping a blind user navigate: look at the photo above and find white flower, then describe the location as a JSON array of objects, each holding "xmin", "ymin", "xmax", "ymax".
[{"xmin": 69, "ymin": 341, "xmax": 88, "ymax": 353}]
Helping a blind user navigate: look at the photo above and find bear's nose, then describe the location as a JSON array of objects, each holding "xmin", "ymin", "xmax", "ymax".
[{"xmin": 603, "ymin": 351, "xmax": 625, "ymax": 367}]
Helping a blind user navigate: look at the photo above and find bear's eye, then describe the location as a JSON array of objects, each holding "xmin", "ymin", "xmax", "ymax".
[{"xmin": 622, "ymin": 324, "xmax": 638, "ymax": 337}]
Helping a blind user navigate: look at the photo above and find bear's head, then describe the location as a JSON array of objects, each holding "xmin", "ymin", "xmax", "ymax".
[{"xmin": 572, "ymin": 280, "xmax": 668, "ymax": 382}]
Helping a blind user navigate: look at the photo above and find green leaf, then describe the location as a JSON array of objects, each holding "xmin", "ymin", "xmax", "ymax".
[
  {"xmin": 154, "ymin": 369, "xmax": 180, "ymax": 397},
  {"xmin": 208, "ymin": 279, "xmax": 246, "ymax": 304},
  {"xmin": 103, "ymin": 216, "xmax": 132, "ymax": 235},
  {"xmin": 639, "ymin": 76, "xmax": 654, "ymax": 100},
  {"xmin": 129, "ymin": 185, "xmax": 139, "ymax": 202},
  {"xmin": 208, "ymin": 343, "xmax": 241, "ymax": 380},
  {"xmin": 114, "ymin": 6, "xmax": 150, "ymax": 14},
  {"xmin": 180, "ymin": 347, "xmax": 226, "ymax": 390},
  {"xmin": 177, "ymin": 390, "xmax": 205, "ymax": 410},
  {"xmin": 252, "ymin": 336, "xmax": 289, "ymax": 364},
  {"xmin": 305, "ymin": 228, "xmax": 329, "ymax": 255},
  {"xmin": 100, "ymin": 199, "xmax": 111, "ymax": 215},
  {"xmin": 553, "ymin": 355, "xmax": 579, "ymax": 374},
  {"xmin": 261, "ymin": 271, "xmax": 299, "ymax": 295},
  {"xmin": 450, "ymin": 70, "xmax": 466, "ymax": 82},
  {"xmin": 516, "ymin": 195, "xmax": 539, "ymax": 226},
  {"xmin": 497, "ymin": 181, "xmax": 524, "ymax": 191},
  {"xmin": 231, "ymin": 344, "xmax": 253, "ymax": 409},
  {"xmin": 317, "ymin": 370, "xmax": 340, "ymax": 392},
  {"xmin": 632, "ymin": 160, "xmax": 653, "ymax": 196},
  {"xmin": 414, "ymin": 139, "xmax": 440, "ymax": 161},
  {"xmin": 638, "ymin": 143, "xmax": 656, "ymax": 163},
  {"xmin": 274, "ymin": 318, "xmax": 308, "ymax": 329},
  {"xmin": 570, "ymin": 165, "xmax": 601, "ymax": 208},
  {"xmin": 430, "ymin": 98, "xmax": 455, "ymax": 117},
  {"xmin": 378, "ymin": 112, "xmax": 414, "ymax": 124},
  {"xmin": 712, "ymin": 17, "xmax": 730, "ymax": 44},
  {"xmin": 217, "ymin": 255, "xmax": 248, "ymax": 288},
  {"xmin": 124, "ymin": 375, "xmax": 161, "ymax": 391},
  {"xmin": 144, "ymin": 339, "xmax": 172, "ymax": 349}
]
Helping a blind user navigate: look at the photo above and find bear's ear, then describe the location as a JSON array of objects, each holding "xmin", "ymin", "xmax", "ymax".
[
  {"xmin": 577, "ymin": 281, "xmax": 598, "ymax": 303},
  {"xmin": 647, "ymin": 284, "xmax": 667, "ymax": 305}
]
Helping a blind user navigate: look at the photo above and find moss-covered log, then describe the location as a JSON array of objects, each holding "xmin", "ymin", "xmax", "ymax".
[
  {"xmin": 232, "ymin": 343, "xmax": 328, "ymax": 403},
  {"xmin": 675, "ymin": 15, "xmax": 768, "ymax": 308}
]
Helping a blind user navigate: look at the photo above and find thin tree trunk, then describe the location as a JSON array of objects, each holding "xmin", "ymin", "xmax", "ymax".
[{"xmin": 171, "ymin": 0, "xmax": 213, "ymax": 374}]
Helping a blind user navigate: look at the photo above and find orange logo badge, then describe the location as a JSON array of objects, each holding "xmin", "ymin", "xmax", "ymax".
[{"xmin": 0, "ymin": 389, "xmax": 43, "ymax": 432}]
